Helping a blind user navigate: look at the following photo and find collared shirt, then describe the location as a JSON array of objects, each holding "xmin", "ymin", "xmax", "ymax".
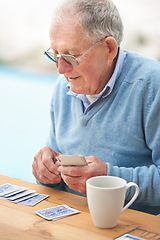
[{"xmin": 67, "ymin": 47, "xmax": 127, "ymax": 114}]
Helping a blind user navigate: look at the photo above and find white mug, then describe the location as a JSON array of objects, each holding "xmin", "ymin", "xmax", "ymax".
[{"xmin": 86, "ymin": 176, "xmax": 139, "ymax": 228}]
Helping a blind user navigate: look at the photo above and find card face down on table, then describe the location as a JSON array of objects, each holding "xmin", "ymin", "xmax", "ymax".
[
  {"xmin": 115, "ymin": 234, "xmax": 145, "ymax": 240},
  {"xmin": 35, "ymin": 204, "xmax": 80, "ymax": 220},
  {"xmin": 0, "ymin": 183, "xmax": 49, "ymax": 206}
]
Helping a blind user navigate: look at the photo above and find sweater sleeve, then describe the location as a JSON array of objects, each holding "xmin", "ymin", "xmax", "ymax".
[
  {"xmin": 107, "ymin": 78, "xmax": 160, "ymax": 207},
  {"xmin": 107, "ymin": 163, "xmax": 160, "ymax": 206},
  {"xmin": 45, "ymin": 97, "xmax": 61, "ymax": 152},
  {"xmin": 45, "ymin": 75, "xmax": 66, "ymax": 153},
  {"xmin": 44, "ymin": 79, "xmax": 65, "ymax": 190}
]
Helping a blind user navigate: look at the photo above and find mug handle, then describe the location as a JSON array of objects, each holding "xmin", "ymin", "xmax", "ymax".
[{"xmin": 121, "ymin": 182, "xmax": 139, "ymax": 214}]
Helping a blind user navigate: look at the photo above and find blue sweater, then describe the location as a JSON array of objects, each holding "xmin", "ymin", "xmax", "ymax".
[{"xmin": 46, "ymin": 51, "xmax": 160, "ymax": 215}]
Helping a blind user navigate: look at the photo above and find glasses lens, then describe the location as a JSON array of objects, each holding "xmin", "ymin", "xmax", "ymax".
[
  {"xmin": 62, "ymin": 55, "xmax": 79, "ymax": 66},
  {"xmin": 44, "ymin": 49, "xmax": 79, "ymax": 66},
  {"xmin": 44, "ymin": 51, "xmax": 58, "ymax": 63}
]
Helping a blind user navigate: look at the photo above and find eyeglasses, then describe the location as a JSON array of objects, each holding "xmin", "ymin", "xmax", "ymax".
[{"xmin": 44, "ymin": 37, "xmax": 106, "ymax": 67}]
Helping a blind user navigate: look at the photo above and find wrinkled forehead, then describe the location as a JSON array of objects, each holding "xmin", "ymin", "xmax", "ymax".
[
  {"xmin": 50, "ymin": 19, "xmax": 81, "ymax": 36},
  {"xmin": 49, "ymin": 20, "xmax": 90, "ymax": 48}
]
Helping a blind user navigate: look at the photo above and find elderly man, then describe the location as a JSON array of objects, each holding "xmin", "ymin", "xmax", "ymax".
[{"xmin": 32, "ymin": 0, "xmax": 160, "ymax": 215}]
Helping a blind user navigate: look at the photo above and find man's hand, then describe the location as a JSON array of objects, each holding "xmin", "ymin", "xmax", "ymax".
[
  {"xmin": 58, "ymin": 156, "xmax": 107, "ymax": 194},
  {"xmin": 32, "ymin": 147, "xmax": 61, "ymax": 184}
]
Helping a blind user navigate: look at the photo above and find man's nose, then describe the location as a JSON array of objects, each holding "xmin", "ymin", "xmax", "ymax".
[{"xmin": 57, "ymin": 58, "xmax": 73, "ymax": 74}]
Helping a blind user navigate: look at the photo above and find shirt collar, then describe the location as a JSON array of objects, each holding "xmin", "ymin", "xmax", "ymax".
[{"xmin": 100, "ymin": 47, "xmax": 127, "ymax": 98}]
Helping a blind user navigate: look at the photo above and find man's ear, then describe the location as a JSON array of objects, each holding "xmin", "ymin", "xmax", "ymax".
[{"xmin": 103, "ymin": 37, "xmax": 118, "ymax": 60}]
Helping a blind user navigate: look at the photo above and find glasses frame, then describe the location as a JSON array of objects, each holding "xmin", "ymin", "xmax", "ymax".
[{"xmin": 44, "ymin": 37, "xmax": 107, "ymax": 66}]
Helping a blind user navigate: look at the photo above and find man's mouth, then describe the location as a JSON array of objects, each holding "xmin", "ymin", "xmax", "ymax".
[{"xmin": 66, "ymin": 75, "xmax": 80, "ymax": 81}]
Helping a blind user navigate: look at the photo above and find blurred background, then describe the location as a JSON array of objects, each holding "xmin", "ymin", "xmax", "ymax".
[{"xmin": 0, "ymin": 0, "xmax": 160, "ymax": 183}]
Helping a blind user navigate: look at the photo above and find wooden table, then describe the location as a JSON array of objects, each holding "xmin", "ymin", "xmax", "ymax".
[{"xmin": 0, "ymin": 175, "xmax": 160, "ymax": 240}]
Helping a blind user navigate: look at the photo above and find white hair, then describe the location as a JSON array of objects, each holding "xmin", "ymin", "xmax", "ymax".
[{"xmin": 51, "ymin": 0, "xmax": 123, "ymax": 46}]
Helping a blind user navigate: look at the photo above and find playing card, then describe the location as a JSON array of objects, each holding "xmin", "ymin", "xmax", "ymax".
[
  {"xmin": 2, "ymin": 187, "xmax": 29, "ymax": 198},
  {"xmin": 13, "ymin": 193, "xmax": 39, "ymax": 203},
  {"xmin": 0, "ymin": 183, "xmax": 50, "ymax": 206},
  {"xmin": 19, "ymin": 194, "xmax": 49, "ymax": 206},
  {"xmin": 35, "ymin": 204, "xmax": 80, "ymax": 220},
  {"xmin": 115, "ymin": 234, "xmax": 145, "ymax": 240},
  {"xmin": 3, "ymin": 189, "xmax": 35, "ymax": 201},
  {"xmin": 0, "ymin": 183, "xmax": 27, "ymax": 197}
]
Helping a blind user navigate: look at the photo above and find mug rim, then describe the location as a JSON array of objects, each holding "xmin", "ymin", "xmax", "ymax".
[{"xmin": 86, "ymin": 176, "xmax": 127, "ymax": 190}]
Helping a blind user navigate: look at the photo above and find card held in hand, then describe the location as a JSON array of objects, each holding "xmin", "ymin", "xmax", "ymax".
[{"xmin": 35, "ymin": 205, "xmax": 80, "ymax": 220}]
